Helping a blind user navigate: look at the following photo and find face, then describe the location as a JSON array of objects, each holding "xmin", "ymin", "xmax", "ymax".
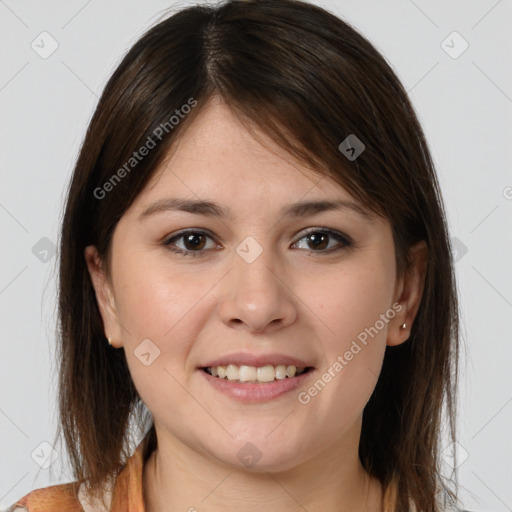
[{"xmin": 86, "ymin": 97, "xmax": 422, "ymax": 473}]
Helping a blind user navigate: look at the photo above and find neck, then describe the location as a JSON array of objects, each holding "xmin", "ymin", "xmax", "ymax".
[{"xmin": 143, "ymin": 424, "xmax": 383, "ymax": 511}]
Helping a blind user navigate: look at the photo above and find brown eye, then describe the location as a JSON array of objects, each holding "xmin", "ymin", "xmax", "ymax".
[
  {"xmin": 292, "ymin": 229, "xmax": 353, "ymax": 254},
  {"xmin": 182, "ymin": 233, "xmax": 207, "ymax": 251},
  {"xmin": 164, "ymin": 230, "xmax": 218, "ymax": 258},
  {"xmin": 306, "ymin": 232, "xmax": 329, "ymax": 251}
]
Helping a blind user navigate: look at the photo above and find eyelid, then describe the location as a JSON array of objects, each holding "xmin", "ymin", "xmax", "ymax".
[
  {"xmin": 293, "ymin": 226, "xmax": 353, "ymax": 246},
  {"xmin": 163, "ymin": 228, "xmax": 220, "ymax": 253},
  {"xmin": 164, "ymin": 227, "xmax": 216, "ymax": 242},
  {"xmin": 163, "ymin": 226, "xmax": 354, "ymax": 257}
]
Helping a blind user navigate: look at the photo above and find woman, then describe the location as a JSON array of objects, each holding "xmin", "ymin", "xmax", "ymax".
[{"xmin": 9, "ymin": 0, "xmax": 461, "ymax": 510}]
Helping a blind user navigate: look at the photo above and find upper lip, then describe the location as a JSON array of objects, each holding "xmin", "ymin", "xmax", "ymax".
[{"xmin": 200, "ymin": 352, "xmax": 315, "ymax": 369}]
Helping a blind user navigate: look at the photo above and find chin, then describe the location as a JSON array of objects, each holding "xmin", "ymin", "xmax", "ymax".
[{"xmin": 205, "ymin": 438, "xmax": 308, "ymax": 474}]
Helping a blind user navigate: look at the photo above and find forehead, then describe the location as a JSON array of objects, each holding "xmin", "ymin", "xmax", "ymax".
[{"xmin": 137, "ymin": 98, "xmax": 357, "ymax": 209}]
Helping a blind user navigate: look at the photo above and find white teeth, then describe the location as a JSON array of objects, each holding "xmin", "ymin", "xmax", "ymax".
[
  {"xmin": 256, "ymin": 365, "xmax": 275, "ymax": 382},
  {"xmin": 239, "ymin": 365, "xmax": 257, "ymax": 382},
  {"xmin": 226, "ymin": 364, "xmax": 239, "ymax": 381},
  {"xmin": 286, "ymin": 365, "xmax": 296, "ymax": 378},
  {"xmin": 275, "ymin": 365, "xmax": 287, "ymax": 379},
  {"xmin": 205, "ymin": 364, "xmax": 307, "ymax": 382}
]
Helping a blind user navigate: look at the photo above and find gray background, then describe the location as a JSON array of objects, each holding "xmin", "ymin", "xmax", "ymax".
[{"xmin": 1, "ymin": 0, "xmax": 511, "ymax": 510}]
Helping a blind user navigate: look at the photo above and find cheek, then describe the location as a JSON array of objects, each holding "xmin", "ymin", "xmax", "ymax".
[
  {"xmin": 114, "ymin": 258, "xmax": 213, "ymax": 421},
  {"xmin": 111, "ymin": 255, "xmax": 212, "ymax": 394},
  {"xmin": 310, "ymin": 258, "xmax": 395, "ymax": 349},
  {"xmin": 301, "ymin": 259, "xmax": 394, "ymax": 411},
  {"xmin": 113, "ymin": 251, "xmax": 213, "ymax": 340}
]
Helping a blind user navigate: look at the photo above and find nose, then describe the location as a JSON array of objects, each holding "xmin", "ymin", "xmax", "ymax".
[{"xmin": 217, "ymin": 243, "xmax": 297, "ymax": 334}]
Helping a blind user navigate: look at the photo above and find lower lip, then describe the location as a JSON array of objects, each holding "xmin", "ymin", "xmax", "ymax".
[{"xmin": 199, "ymin": 368, "xmax": 314, "ymax": 404}]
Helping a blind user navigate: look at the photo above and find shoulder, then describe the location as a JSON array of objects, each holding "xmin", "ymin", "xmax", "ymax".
[
  {"xmin": 7, "ymin": 433, "xmax": 150, "ymax": 512},
  {"xmin": 6, "ymin": 482, "xmax": 83, "ymax": 512}
]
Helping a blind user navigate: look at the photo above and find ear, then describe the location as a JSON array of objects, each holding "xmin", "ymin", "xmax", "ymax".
[
  {"xmin": 387, "ymin": 240, "xmax": 428, "ymax": 347},
  {"xmin": 84, "ymin": 245, "xmax": 124, "ymax": 348}
]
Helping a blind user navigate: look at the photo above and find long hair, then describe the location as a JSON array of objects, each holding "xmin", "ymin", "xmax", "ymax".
[{"xmin": 54, "ymin": 1, "xmax": 460, "ymax": 510}]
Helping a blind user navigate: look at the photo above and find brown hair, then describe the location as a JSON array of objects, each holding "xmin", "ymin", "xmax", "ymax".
[{"xmin": 53, "ymin": 0, "xmax": 460, "ymax": 510}]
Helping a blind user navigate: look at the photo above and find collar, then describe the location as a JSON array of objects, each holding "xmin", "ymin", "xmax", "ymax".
[{"xmin": 78, "ymin": 436, "xmax": 147, "ymax": 512}]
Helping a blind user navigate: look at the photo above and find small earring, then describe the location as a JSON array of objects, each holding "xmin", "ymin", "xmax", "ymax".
[
  {"xmin": 400, "ymin": 323, "xmax": 407, "ymax": 330},
  {"xmin": 107, "ymin": 337, "xmax": 112, "ymax": 345}
]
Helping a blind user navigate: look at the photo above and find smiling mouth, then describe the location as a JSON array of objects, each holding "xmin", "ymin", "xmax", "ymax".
[{"xmin": 202, "ymin": 364, "xmax": 313, "ymax": 383}]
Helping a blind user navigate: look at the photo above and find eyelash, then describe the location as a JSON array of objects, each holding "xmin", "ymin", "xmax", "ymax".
[{"xmin": 163, "ymin": 228, "xmax": 353, "ymax": 258}]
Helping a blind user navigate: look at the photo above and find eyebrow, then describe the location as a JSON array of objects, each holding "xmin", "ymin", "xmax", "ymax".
[{"xmin": 138, "ymin": 197, "xmax": 374, "ymax": 221}]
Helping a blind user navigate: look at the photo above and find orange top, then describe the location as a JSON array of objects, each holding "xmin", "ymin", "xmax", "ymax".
[
  {"xmin": 8, "ymin": 435, "xmax": 146, "ymax": 512},
  {"xmin": 8, "ymin": 436, "xmax": 406, "ymax": 512}
]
